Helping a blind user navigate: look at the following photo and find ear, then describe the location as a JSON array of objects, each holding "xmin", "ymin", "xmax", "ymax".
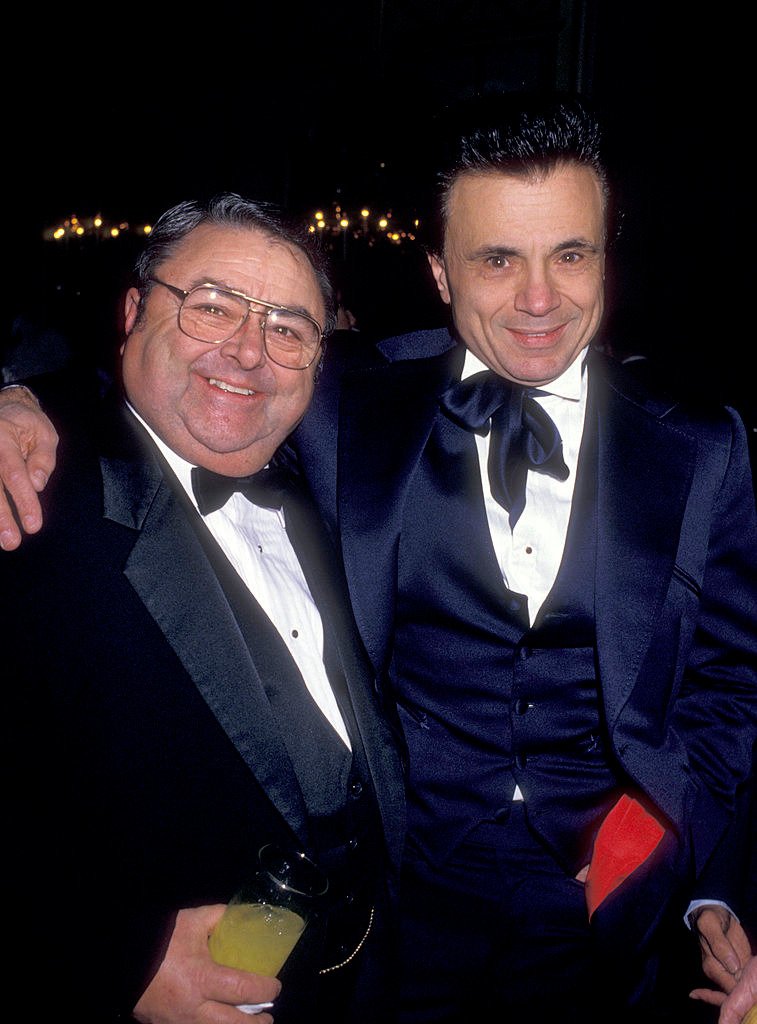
[
  {"xmin": 427, "ymin": 253, "xmax": 451, "ymax": 305},
  {"xmin": 123, "ymin": 287, "xmax": 141, "ymax": 336}
]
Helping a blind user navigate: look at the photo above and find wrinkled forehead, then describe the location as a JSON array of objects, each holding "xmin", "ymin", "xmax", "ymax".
[
  {"xmin": 444, "ymin": 164, "xmax": 607, "ymax": 246},
  {"xmin": 163, "ymin": 223, "xmax": 326, "ymax": 317}
]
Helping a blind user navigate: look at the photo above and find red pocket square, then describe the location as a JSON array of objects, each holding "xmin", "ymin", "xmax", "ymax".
[{"xmin": 585, "ymin": 794, "xmax": 666, "ymax": 919}]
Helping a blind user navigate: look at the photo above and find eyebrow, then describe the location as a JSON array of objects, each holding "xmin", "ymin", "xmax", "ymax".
[
  {"xmin": 468, "ymin": 237, "xmax": 601, "ymax": 260},
  {"xmin": 554, "ymin": 237, "xmax": 602, "ymax": 254},
  {"xmin": 185, "ymin": 277, "xmax": 319, "ymax": 320}
]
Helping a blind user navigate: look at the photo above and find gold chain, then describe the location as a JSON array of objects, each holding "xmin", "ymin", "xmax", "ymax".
[{"xmin": 318, "ymin": 906, "xmax": 375, "ymax": 974}]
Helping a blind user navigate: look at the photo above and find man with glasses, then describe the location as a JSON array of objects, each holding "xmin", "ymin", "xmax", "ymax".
[{"xmin": 0, "ymin": 193, "xmax": 404, "ymax": 1024}]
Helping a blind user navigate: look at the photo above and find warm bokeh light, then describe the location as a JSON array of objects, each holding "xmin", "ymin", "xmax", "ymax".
[{"xmin": 41, "ymin": 201, "xmax": 420, "ymax": 252}]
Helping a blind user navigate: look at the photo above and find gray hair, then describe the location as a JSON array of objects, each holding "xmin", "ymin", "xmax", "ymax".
[{"xmin": 133, "ymin": 193, "xmax": 336, "ymax": 335}]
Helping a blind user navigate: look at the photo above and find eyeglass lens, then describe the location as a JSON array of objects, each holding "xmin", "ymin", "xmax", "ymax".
[{"xmin": 181, "ymin": 286, "xmax": 320, "ymax": 368}]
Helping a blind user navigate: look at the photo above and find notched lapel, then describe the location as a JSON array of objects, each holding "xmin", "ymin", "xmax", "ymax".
[{"xmin": 101, "ymin": 454, "xmax": 311, "ymax": 843}]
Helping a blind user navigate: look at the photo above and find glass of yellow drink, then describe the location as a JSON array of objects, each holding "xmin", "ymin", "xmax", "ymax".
[
  {"xmin": 209, "ymin": 844, "xmax": 329, "ymax": 979},
  {"xmin": 209, "ymin": 901, "xmax": 307, "ymax": 976}
]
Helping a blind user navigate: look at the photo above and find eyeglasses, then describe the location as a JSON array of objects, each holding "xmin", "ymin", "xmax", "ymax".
[{"xmin": 148, "ymin": 277, "xmax": 324, "ymax": 370}]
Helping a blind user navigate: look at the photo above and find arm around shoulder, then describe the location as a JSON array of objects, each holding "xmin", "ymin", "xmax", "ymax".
[{"xmin": 0, "ymin": 380, "xmax": 59, "ymax": 549}]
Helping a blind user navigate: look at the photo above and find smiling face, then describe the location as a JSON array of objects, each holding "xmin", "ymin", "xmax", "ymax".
[
  {"xmin": 120, "ymin": 223, "xmax": 325, "ymax": 475},
  {"xmin": 429, "ymin": 163, "xmax": 606, "ymax": 386}
]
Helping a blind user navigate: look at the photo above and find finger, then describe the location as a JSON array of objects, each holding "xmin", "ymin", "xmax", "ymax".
[
  {"xmin": 689, "ymin": 987, "xmax": 726, "ymax": 1007},
  {"xmin": 697, "ymin": 910, "xmax": 742, "ymax": 976},
  {"xmin": 207, "ymin": 964, "xmax": 281, "ymax": 1011},
  {"xmin": 699, "ymin": 955, "xmax": 740, "ymax": 994},
  {"xmin": 25, "ymin": 433, "xmax": 58, "ymax": 492},
  {"xmin": 706, "ymin": 933, "xmax": 743, "ymax": 977},
  {"xmin": 0, "ymin": 489, "xmax": 23, "ymax": 550},
  {"xmin": 0, "ymin": 465, "xmax": 44, "ymax": 543}
]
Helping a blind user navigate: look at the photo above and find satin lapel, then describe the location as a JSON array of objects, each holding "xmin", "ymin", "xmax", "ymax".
[
  {"xmin": 282, "ymin": 491, "xmax": 406, "ymax": 866},
  {"xmin": 337, "ymin": 345, "xmax": 461, "ymax": 672},
  {"xmin": 592, "ymin": 363, "xmax": 697, "ymax": 727},
  {"xmin": 100, "ymin": 452, "xmax": 310, "ymax": 843}
]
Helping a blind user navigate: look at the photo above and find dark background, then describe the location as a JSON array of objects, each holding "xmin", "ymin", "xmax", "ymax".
[
  {"xmin": 4, "ymin": 1, "xmax": 754, "ymax": 450},
  {"xmin": 2, "ymin": 4, "xmax": 754, "ymax": 1015}
]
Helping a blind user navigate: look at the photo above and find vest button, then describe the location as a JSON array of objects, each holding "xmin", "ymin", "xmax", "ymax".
[
  {"xmin": 519, "ymin": 646, "xmax": 531, "ymax": 660},
  {"xmin": 350, "ymin": 780, "xmax": 363, "ymax": 798},
  {"xmin": 515, "ymin": 753, "xmax": 528, "ymax": 770},
  {"xmin": 514, "ymin": 699, "xmax": 531, "ymax": 715},
  {"xmin": 348, "ymin": 837, "xmax": 359, "ymax": 850}
]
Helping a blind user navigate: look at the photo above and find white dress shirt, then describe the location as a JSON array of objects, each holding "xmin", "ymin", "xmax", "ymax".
[
  {"xmin": 463, "ymin": 348, "xmax": 588, "ymax": 626},
  {"xmin": 129, "ymin": 407, "xmax": 351, "ymax": 750}
]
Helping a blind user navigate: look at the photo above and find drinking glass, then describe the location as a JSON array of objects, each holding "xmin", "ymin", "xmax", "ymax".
[{"xmin": 209, "ymin": 844, "xmax": 329, "ymax": 1014}]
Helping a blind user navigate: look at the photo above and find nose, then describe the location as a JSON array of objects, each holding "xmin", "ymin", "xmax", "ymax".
[
  {"xmin": 514, "ymin": 265, "xmax": 560, "ymax": 317},
  {"xmin": 218, "ymin": 313, "xmax": 267, "ymax": 369}
]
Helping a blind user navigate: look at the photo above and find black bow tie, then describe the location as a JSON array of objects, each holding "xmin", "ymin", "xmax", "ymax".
[
  {"xmin": 440, "ymin": 370, "xmax": 569, "ymax": 527},
  {"xmin": 191, "ymin": 463, "xmax": 292, "ymax": 515}
]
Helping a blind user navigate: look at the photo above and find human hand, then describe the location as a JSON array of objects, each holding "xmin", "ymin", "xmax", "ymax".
[
  {"xmin": 690, "ymin": 954, "xmax": 757, "ymax": 1024},
  {"xmin": 132, "ymin": 905, "xmax": 282, "ymax": 1024},
  {"xmin": 693, "ymin": 906, "xmax": 753, "ymax": 994},
  {"xmin": 0, "ymin": 386, "xmax": 58, "ymax": 550}
]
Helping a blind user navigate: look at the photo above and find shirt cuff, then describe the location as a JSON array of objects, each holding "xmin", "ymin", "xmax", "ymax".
[{"xmin": 684, "ymin": 899, "xmax": 739, "ymax": 930}]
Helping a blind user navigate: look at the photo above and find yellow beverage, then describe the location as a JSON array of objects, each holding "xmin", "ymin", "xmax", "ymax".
[{"xmin": 208, "ymin": 901, "xmax": 307, "ymax": 976}]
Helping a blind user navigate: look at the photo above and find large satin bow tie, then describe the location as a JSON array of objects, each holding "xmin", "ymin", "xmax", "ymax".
[
  {"xmin": 440, "ymin": 370, "xmax": 569, "ymax": 527},
  {"xmin": 191, "ymin": 463, "xmax": 292, "ymax": 515}
]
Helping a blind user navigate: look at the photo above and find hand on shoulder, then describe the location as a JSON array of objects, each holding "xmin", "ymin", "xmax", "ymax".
[{"xmin": 0, "ymin": 384, "xmax": 58, "ymax": 550}]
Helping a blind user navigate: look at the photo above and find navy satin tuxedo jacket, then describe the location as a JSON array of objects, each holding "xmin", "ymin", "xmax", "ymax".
[
  {"xmin": 293, "ymin": 328, "xmax": 757, "ymax": 929},
  {"xmin": 3, "ymin": 385, "xmax": 405, "ymax": 1022}
]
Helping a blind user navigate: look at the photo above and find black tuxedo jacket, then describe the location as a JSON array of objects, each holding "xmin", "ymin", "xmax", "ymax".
[
  {"xmin": 293, "ymin": 328, "xmax": 757, "ymax": 923},
  {"xmin": 3, "ymin": 381, "xmax": 405, "ymax": 1022}
]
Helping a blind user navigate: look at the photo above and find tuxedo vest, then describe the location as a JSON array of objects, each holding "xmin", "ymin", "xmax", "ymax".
[
  {"xmin": 158, "ymin": 459, "xmax": 383, "ymax": 884},
  {"xmin": 391, "ymin": 394, "xmax": 623, "ymax": 873}
]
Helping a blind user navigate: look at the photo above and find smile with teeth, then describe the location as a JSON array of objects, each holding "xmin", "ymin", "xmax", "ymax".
[
  {"xmin": 508, "ymin": 326, "xmax": 565, "ymax": 345},
  {"xmin": 511, "ymin": 327, "xmax": 561, "ymax": 338},
  {"xmin": 209, "ymin": 378, "xmax": 256, "ymax": 397}
]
